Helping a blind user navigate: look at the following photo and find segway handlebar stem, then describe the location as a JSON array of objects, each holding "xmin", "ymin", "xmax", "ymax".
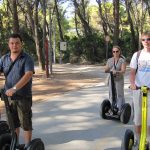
[{"xmin": 0, "ymin": 89, "xmax": 17, "ymax": 150}]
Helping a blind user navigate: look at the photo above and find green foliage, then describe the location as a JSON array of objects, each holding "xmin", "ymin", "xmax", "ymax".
[
  {"xmin": 63, "ymin": 33, "xmax": 105, "ymax": 64},
  {"xmin": 0, "ymin": 0, "xmax": 150, "ymax": 65},
  {"xmin": 20, "ymin": 28, "xmax": 37, "ymax": 60}
]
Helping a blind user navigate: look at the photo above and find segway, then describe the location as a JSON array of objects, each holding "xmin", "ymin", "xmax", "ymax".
[
  {"xmin": 0, "ymin": 93, "xmax": 10, "ymax": 136},
  {"xmin": 100, "ymin": 71, "xmax": 131, "ymax": 124},
  {"xmin": 121, "ymin": 86, "xmax": 150, "ymax": 150},
  {"xmin": 0, "ymin": 89, "xmax": 45, "ymax": 150},
  {"xmin": 0, "ymin": 120, "xmax": 10, "ymax": 135}
]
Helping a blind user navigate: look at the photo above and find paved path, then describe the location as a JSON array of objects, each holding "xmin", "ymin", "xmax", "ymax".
[
  {"xmin": 31, "ymin": 70, "xmax": 133, "ymax": 150},
  {"xmin": 2, "ymin": 65, "xmax": 133, "ymax": 150}
]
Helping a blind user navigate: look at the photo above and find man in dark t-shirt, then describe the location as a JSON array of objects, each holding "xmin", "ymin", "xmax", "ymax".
[{"xmin": 0, "ymin": 33, "xmax": 34, "ymax": 148}]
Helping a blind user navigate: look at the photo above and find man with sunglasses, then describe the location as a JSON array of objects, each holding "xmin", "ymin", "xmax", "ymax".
[{"xmin": 130, "ymin": 31, "xmax": 150, "ymax": 148}]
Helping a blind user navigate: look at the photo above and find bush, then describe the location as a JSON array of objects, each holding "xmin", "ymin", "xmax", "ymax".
[{"xmin": 63, "ymin": 33, "xmax": 106, "ymax": 64}]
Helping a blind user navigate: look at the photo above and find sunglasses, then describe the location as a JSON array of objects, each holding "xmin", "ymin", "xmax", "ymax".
[
  {"xmin": 142, "ymin": 38, "xmax": 150, "ymax": 41},
  {"xmin": 113, "ymin": 51, "xmax": 119, "ymax": 53}
]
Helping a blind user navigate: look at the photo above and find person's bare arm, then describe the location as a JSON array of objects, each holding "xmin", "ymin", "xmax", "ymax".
[
  {"xmin": 5, "ymin": 71, "xmax": 33, "ymax": 96},
  {"xmin": 105, "ymin": 64, "xmax": 110, "ymax": 73},
  {"xmin": 116, "ymin": 62, "xmax": 126, "ymax": 75},
  {"xmin": 129, "ymin": 68, "xmax": 136, "ymax": 90}
]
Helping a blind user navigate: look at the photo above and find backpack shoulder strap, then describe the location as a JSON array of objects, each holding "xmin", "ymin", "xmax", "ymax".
[
  {"xmin": 136, "ymin": 50, "xmax": 142, "ymax": 72},
  {"xmin": 120, "ymin": 55, "xmax": 126, "ymax": 60},
  {"xmin": 136, "ymin": 50, "xmax": 141, "ymax": 61},
  {"xmin": 5, "ymin": 60, "xmax": 16, "ymax": 77},
  {"xmin": 5, "ymin": 54, "xmax": 21, "ymax": 77}
]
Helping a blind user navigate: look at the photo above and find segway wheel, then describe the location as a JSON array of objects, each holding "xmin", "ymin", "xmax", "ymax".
[
  {"xmin": 100, "ymin": 99, "xmax": 111, "ymax": 119},
  {"xmin": 121, "ymin": 129, "xmax": 134, "ymax": 150},
  {"xmin": 0, "ymin": 133, "xmax": 12, "ymax": 150},
  {"xmin": 120, "ymin": 103, "xmax": 131, "ymax": 124},
  {"xmin": 26, "ymin": 138, "xmax": 45, "ymax": 150},
  {"xmin": 0, "ymin": 121, "xmax": 10, "ymax": 135},
  {"xmin": 146, "ymin": 142, "xmax": 149, "ymax": 150}
]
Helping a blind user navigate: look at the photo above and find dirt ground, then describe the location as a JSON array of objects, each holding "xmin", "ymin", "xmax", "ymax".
[{"xmin": 0, "ymin": 64, "xmax": 103, "ymax": 111}]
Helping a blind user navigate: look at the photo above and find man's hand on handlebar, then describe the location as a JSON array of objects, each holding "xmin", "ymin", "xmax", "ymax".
[
  {"xmin": 5, "ymin": 88, "xmax": 16, "ymax": 97},
  {"xmin": 129, "ymin": 84, "xmax": 137, "ymax": 90}
]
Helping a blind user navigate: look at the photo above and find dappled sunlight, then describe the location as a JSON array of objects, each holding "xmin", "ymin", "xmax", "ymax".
[
  {"xmin": 96, "ymin": 137, "xmax": 121, "ymax": 149},
  {"xmin": 60, "ymin": 100, "xmax": 96, "ymax": 110},
  {"xmin": 0, "ymin": 64, "xmax": 133, "ymax": 150},
  {"xmin": 30, "ymin": 83, "xmax": 133, "ymax": 149}
]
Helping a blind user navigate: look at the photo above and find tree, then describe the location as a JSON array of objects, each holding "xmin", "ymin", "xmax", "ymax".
[
  {"xmin": 73, "ymin": 0, "xmax": 92, "ymax": 36},
  {"xmin": 96, "ymin": 0, "xmax": 108, "ymax": 36},
  {"xmin": 25, "ymin": 0, "xmax": 45, "ymax": 70},
  {"xmin": 125, "ymin": 0, "xmax": 138, "ymax": 52},
  {"xmin": 11, "ymin": 0, "xmax": 20, "ymax": 33},
  {"xmin": 54, "ymin": 0, "xmax": 64, "ymax": 41},
  {"xmin": 113, "ymin": 0, "xmax": 119, "ymax": 45}
]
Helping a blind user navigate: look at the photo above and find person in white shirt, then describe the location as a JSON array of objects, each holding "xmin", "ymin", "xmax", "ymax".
[{"xmin": 130, "ymin": 31, "xmax": 150, "ymax": 147}]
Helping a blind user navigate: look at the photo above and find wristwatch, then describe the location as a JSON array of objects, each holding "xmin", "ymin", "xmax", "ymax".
[{"xmin": 12, "ymin": 86, "xmax": 17, "ymax": 91}]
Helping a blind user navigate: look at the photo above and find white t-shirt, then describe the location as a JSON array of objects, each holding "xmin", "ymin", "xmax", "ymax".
[{"xmin": 130, "ymin": 49, "xmax": 150, "ymax": 87}]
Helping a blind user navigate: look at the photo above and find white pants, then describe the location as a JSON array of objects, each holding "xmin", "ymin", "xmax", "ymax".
[
  {"xmin": 109, "ymin": 78, "xmax": 125, "ymax": 110},
  {"xmin": 132, "ymin": 90, "xmax": 150, "ymax": 126}
]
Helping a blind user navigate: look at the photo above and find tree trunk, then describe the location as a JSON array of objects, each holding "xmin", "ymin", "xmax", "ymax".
[
  {"xmin": 54, "ymin": 0, "xmax": 64, "ymax": 41},
  {"xmin": 41, "ymin": 0, "xmax": 49, "ymax": 76},
  {"xmin": 125, "ymin": 0, "xmax": 138, "ymax": 52},
  {"xmin": 25, "ymin": 0, "xmax": 45, "ymax": 70},
  {"xmin": 113, "ymin": 0, "xmax": 119, "ymax": 45},
  {"xmin": 12, "ymin": 0, "xmax": 20, "ymax": 33},
  {"xmin": 34, "ymin": 0, "xmax": 45, "ymax": 70},
  {"xmin": 48, "ymin": 7, "xmax": 53, "ymax": 75},
  {"xmin": 97, "ymin": 0, "xmax": 108, "ymax": 36},
  {"xmin": 75, "ymin": 12, "xmax": 81, "ymax": 37},
  {"xmin": 73, "ymin": 0, "xmax": 92, "ymax": 36}
]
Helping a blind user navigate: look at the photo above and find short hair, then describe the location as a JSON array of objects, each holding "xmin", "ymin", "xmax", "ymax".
[
  {"xmin": 9, "ymin": 33, "xmax": 23, "ymax": 42},
  {"xmin": 141, "ymin": 31, "xmax": 150, "ymax": 37}
]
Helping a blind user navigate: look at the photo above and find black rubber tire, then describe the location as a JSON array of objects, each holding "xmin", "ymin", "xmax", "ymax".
[
  {"xmin": 120, "ymin": 103, "xmax": 131, "ymax": 124},
  {"xmin": 26, "ymin": 138, "xmax": 45, "ymax": 150},
  {"xmin": 146, "ymin": 142, "xmax": 149, "ymax": 150},
  {"xmin": 121, "ymin": 129, "xmax": 134, "ymax": 150},
  {"xmin": 0, "ymin": 121, "xmax": 10, "ymax": 135},
  {"xmin": 0, "ymin": 133, "xmax": 12, "ymax": 150},
  {"xmin": 100, "ymin": 99, "xmax": 111, "ymax": 119}
]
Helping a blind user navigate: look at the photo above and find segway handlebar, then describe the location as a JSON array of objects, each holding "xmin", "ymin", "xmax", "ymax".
[
  {"xmin": 136, "ymin": 86, "xmax": 149, "ymax": 90},
  {"xmin": 129, "ymin": 85, "xmax": 149, "ymax": 90},
  {"xmin": 0, "ymin": 88, "xmax": 7, "ymax": 101},
  {"xmin": 0, "ymin": 89, "xmax": 16, "ymax": 131}
]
